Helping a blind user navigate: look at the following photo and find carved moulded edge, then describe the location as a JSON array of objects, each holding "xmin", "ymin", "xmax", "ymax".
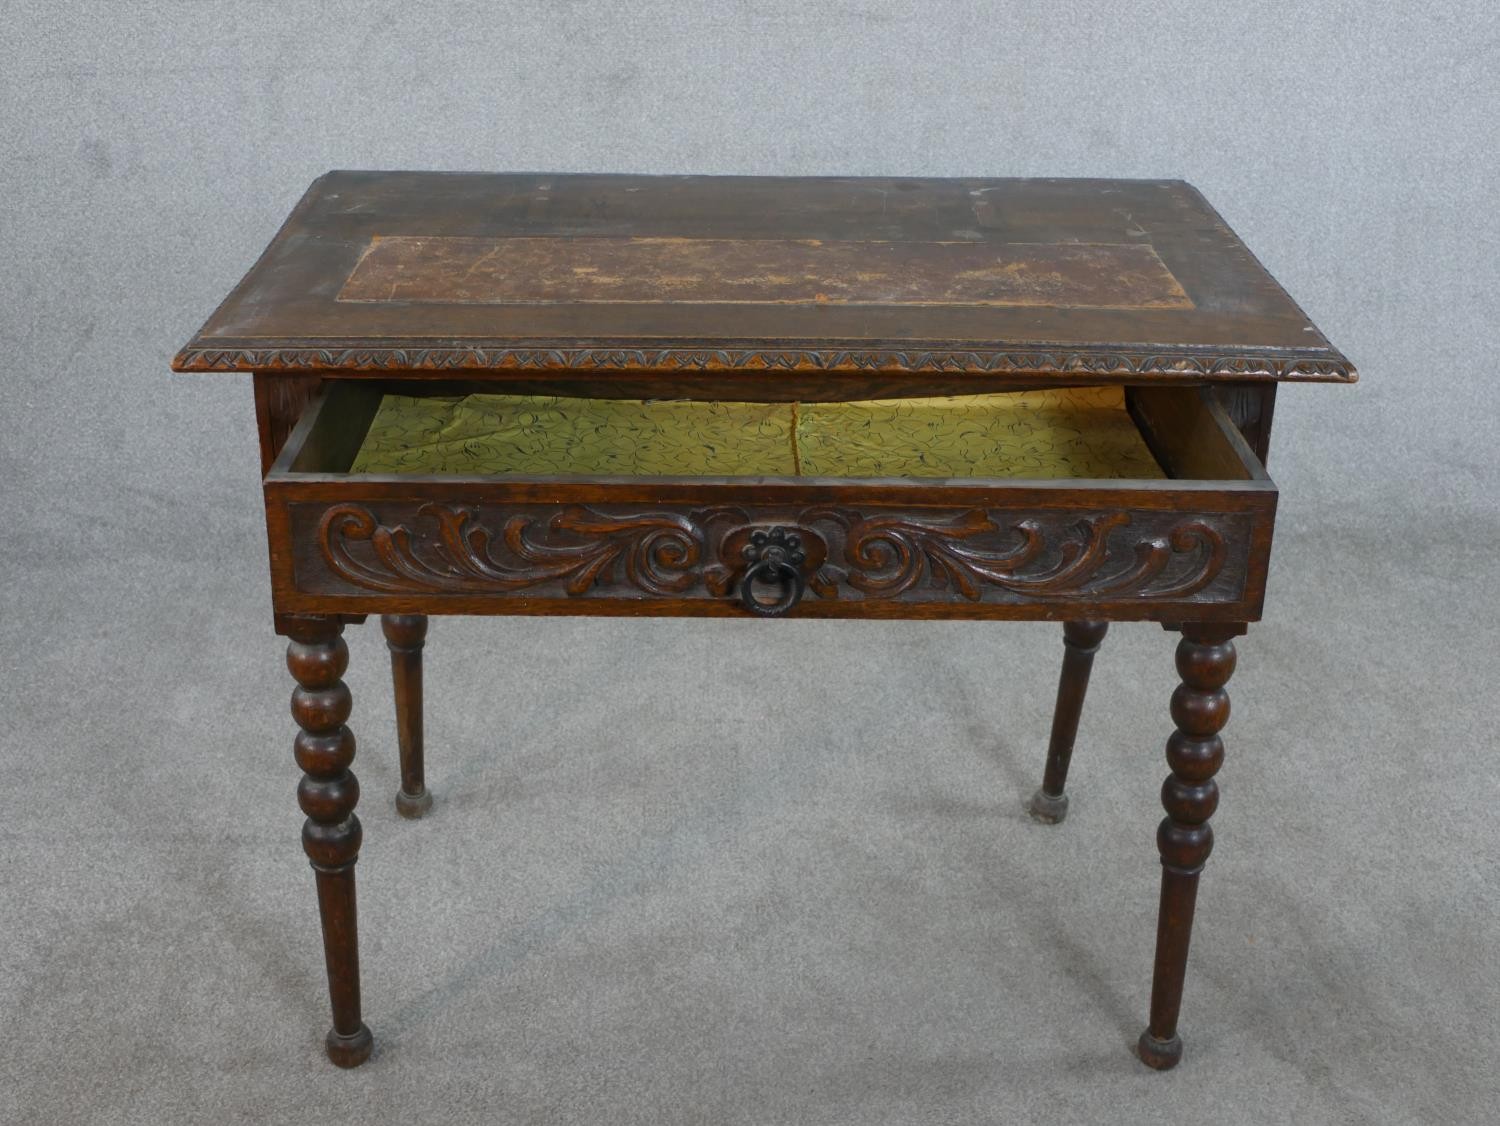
[{"xmin": 175, "ymin": 343, "xmax": 1356, "ymax": 382}]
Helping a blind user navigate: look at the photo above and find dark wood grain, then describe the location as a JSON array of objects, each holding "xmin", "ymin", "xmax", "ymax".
[
  {"xmin": 175, "ymin": 171, "xmax": 1354, "ymax": 1070},
  {"xmin": 173, "ymin": 173, "xmax": 1354, "ymax": 383},
  {"xmin": 253, "ymin": 374, "xmax": 320, "ymax": 476},
  {"xmin": 1028, "ymin": 621, "xmax": 1109, "ymax": 823},
  {"xmin": 1137, "ymin": 622, "xmax": 1240, "ymax": 1070},
  {"xmin": 1214, "ymin": 383, "xmax": 1278, "ymax": 467},
  {"xmin": 262, "ymin": 382, "xmax": 1276, "ymax": 624},
  {"xmin": 1128, "ymin": 386, "xmax": 1267, "ymax": 481},
  {"xmin": 381, "ymin": 614, "xmax": 431, "ymax": 818},
  {"xmin": 285, "ymin": 616, "xmax": 371, "ymax": 1068},
  {"xmin": 275, "ymin": 499, "xmax": 1262, "ymax": 621}
]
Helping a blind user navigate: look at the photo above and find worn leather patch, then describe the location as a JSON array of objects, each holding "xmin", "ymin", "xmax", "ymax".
[{"xmin": 337, "ymin": 236, "xmax": 1192, "ymax": 309}]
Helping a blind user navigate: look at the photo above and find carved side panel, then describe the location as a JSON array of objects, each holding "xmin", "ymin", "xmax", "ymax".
[{"xmin": 283, "ymin": 501, "xmax": 1259, "ymax": 613}]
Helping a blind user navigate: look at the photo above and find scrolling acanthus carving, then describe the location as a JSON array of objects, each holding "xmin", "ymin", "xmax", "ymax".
[
  {"xmin": 312, "ymin": 502, "xmax": 1235, "ymax": 605},
  {"xmin": 810, "ymin": 509, "xmax": 1227, "ymax": 600},
  {"xmin": 318, "ymin": 503, "xmax": 713, "ymax": 596}
]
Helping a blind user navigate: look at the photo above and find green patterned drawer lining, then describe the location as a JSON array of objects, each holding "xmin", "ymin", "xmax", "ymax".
[{"xmin": 348, "ymin": 386, "xmax": 1165, "ymax": 480}]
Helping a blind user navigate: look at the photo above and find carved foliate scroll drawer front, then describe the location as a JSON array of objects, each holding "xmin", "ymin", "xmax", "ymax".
[
  {"xmin": 281, "ymin": 497, "xmax": 1261, "ymax": 617},
  {"xmin": 264, "ymin": 383, "xmax": 1276, "ymax": 621}
]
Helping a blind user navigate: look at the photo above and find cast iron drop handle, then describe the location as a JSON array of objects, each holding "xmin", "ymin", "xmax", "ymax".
[{"xmin": 740, "ymin": 527, "xmax": 807, "ymax": 617}]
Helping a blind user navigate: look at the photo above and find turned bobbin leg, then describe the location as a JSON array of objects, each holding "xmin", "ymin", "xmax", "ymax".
[
  {"xmin": 381, "ymin": 614, "xmax": 432, "ymax": 818},
  {"xmin": 1137, "ymin": 623, "xmax": 1240, "ymax": 1070},
  {"xmin": 1028, "ymin": 620, "xmax": 1109, "ymax": 823},
  {"xmin": 286, "ymin": 617, "xmax": 373, "ymax": 1068}
]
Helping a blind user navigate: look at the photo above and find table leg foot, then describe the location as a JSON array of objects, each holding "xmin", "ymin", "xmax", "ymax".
[
  {"xmin": 382, "ymin": 614, "xmax": 431, "ymax": 818},
  {"xmin": 1026, "ymin": 787, "xmax": 1069, "ymax": 824},
  {"xmin": 1029, "ymin": 620, "xmax": 1108, "ymax": 823},
  {"xmin": 1137, "ymin": 622, "xmax": 1240, "ymax": 1070},
  {"xmin": 325, "ymin": 1022, "xmax": 374, "ymax": 1069},
  {"xmin": 395, "ymin": 787, "xmax": 433, "ymax": 819},
  {"xmin": 1135, "ymin": 1030, "xmax": 1183, "ymax": 1070}
]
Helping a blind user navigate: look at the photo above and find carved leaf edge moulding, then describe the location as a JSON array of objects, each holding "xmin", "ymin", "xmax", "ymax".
[{"xmin": 175, "ymin": 343, "xmax": 1355, "ymax": 382}]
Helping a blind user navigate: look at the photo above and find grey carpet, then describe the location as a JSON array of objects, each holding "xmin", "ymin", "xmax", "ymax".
[{"xmin": 2, "ymin": 3, "xmax": 1497, "ymax": 1123}]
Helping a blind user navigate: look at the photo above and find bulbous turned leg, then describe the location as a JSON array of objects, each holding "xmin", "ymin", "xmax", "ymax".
[
  {"xmin": 287, "ymin": 617, "xmax": 372, "ymax": 1068},
  {"xmin": 1137, "ymin": 623, "xmax": 1240, "ymax": 1071},
  {"xmin": 381, "ymin": 614, "xmax": 432, "ymax": 819},
  {"xmin": 1028, "ymin": 621, "xmax": 1109, "ymax": 823}
]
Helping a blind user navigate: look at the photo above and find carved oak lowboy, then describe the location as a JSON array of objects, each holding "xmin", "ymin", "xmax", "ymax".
[{"xmin": 174, "ymin": 171, "xmax": 1353, "ymax": 1070}]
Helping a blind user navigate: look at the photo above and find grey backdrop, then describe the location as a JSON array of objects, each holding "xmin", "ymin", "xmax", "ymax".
[{"xmin": 3, "ymin": 3, "xmax": 1497, "ymax": 1123}]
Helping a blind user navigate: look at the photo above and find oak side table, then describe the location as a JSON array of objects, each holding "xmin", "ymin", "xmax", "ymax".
[{"xmin": 173, "ymin": 171, "xmax": 1354, "ymax": 1070}]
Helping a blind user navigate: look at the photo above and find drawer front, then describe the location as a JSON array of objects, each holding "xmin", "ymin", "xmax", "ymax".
[{"xmin": 265, "ymin": 485, "xmax": 1274, "ymax": 621}]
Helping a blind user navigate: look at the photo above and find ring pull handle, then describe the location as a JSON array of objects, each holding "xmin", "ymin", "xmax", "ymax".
[{"xmin": 739, "ymin": 527, "xmax": 807, "ymax": 617}]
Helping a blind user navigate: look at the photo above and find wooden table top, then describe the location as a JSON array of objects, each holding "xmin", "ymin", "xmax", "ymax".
[{"xmin": 173, "ymin": 171, "xmax": 1353, "ymax": 383}]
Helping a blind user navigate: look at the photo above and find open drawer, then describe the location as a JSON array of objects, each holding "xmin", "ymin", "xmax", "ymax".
[{"xmin": 264, "ymin": 381, "xmax": 1276, "ymax": 621}]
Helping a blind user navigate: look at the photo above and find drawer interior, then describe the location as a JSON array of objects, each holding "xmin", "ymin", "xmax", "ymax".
[
  {"xmin": 350, "ymin": 386, "xmax": 1164, "ymax": 480},
  {"xmin": 273, "ymin": 381, "xmax": 1267, "ymax": 484}
]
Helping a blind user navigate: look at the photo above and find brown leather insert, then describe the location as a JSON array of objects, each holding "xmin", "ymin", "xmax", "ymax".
[{"xmin": 337, "ymin": 236, "xmax": 1193, "ymax": 309}]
